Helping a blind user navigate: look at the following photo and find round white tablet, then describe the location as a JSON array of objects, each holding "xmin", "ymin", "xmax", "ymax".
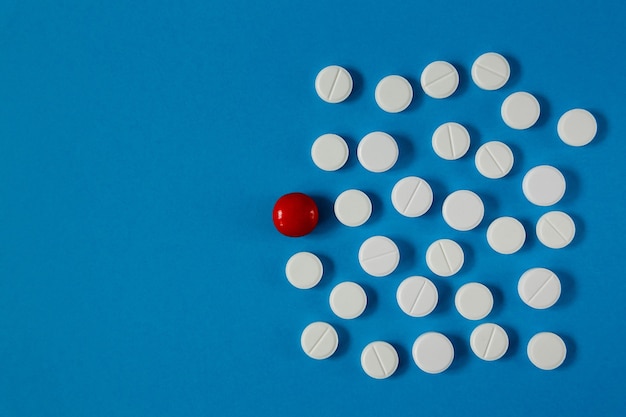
[
  {"xmin": 315, "ymin": 65, "xmax": 353, "ymax": 103},
  {"xmin": 396, "ymin": 276, "xmax": 438, "ymax": 317},
  {"xmin": 522, "ymin": 165, "xmax": 566, "ymax": 206},
  {"xmin": 425, "ymin": 239, "xmax": 464, "ymax": 277},
  {"xmin": 442, "ymin": 190, "xmax": 484, "ymax": 231},
  {"xmin": 501, "ymin": 92, "xmax": 540, "ymax": 129},
  {"xmin": 375, "ymin": 75, "xmax": 413, "ymax": 113},
  {"xmin": 412, "ymin": 332, "xmax": 454, "ymax": 374},
  {"xmin": 518, "ymin": 268, "xmax": 561, "ymax": 309},
  {"xmin": 487, "ymin": 216, "xmax": 526, "ymax": 254},
  {"xmin": 285, "ymin": 252, "xmax": 323, "ymax": 289},
  {"xmin": 361, "ymin": 341, "xmax": 399, "ymax": 379},
  {"xmin": 431, "ymin": 122, "xmax": 471, "ymax": 160},
  {"xmin": 557, "ymin": 108, "xmax": 597, "ymax": 147},
  {"xmin": 391, "ymin": 176, "xmax": 433, "ymax": 217},
  {"xmin": 329, "ymin": 281, "xmax": 367, "ymax": 319},
  {"xmin": 471, "ymin": 52, "xmax": 511, "ymax": 91},
  {"xmin": 358, "ymin": 236, "xmax": 400, "ymax": 277},
  {"xmin": 311, "ymin": 134, "xmax": 349, "ymax": 171},
  {"xmin": 474, "ymin": 141, "xmax": 514, "ymax": 179},
  {"xmin": 470, "ymin": 323, "xmax": 509, "ymax": 361},
  {"xmin": 301, "ymin": 321, "xmax": 339, "ymax": 360},
  {"xmin": 420, "ymin": 61, "xmax": 459, "ymax": 99},
  {"xmin": 334, "ymin": 189, "xmax": 372, "ymax": 227},
  {"xmin": 455, "ymin": 282, "xmax": 493, "ymax": 320},
  {"xmin": 536, "ymin": 211, "xmax": 575, "ymax": 249},
  {"xmin": 527, "ymin": 332, "xmax": 567, "ymax": 370},
  {"xmin": 357, "ymin": 131, "xmax": 399, "ymax": 173}
]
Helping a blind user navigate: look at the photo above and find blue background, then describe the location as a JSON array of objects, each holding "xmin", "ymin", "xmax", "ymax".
[{"xmin": 0, "ymin": 0, "xmax": 624, "ymax": 416}]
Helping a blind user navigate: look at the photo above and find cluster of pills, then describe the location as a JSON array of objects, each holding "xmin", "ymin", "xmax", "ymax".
[{"xmin": 276, "ymin": 52, "xmax": 597, "ymax": 377}]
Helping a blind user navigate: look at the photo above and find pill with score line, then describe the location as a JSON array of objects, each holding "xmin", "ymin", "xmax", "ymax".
[
  {"xmin": 518, "ymin": 268, "xmax": 561, "ymax": 309},
  {"xmin": 396, "ymin": 276, "xmax": 438, "ymax": 317},
  {"xmin": 391, "ymin": 176, "xmax": 433, "ymax": 217},
  {"xmin": 470, "ymin": 323, "xmax": 509, "ymax": 361},
  {"xmin": 475, "ymin": 141, "xmax": 514, "ymax": 179},
  {"xmin": 300, "ymin": 321, "xmax": 339, "ymax": 360},
  {"xmin": 315, "ymin": 65, "xmax": 353, "ymax": 103},
  {"xmin": 361, "ymin": 341, "xmax": 399, "ymax": 379},
  {"xmin": 471, "ymin": 52, "xmax": 511, "ymax": 90},
  {"xmin": 358, "ymin": 236, "xmax": 400, "ymax": 277},
  {"xmin": 421, "ymin": 61, "xmax": 459, "ymax": 99},
  {"xmin": 425, "ymin": 238, "xmax": 464, "ymax": 277},
  {"xmin": 536, "ymin": 211, "xmax": 575, "ymax": 249},
  {"xmin": 432, "ymin": 122, "xmax": 471, "ymax": 160}
]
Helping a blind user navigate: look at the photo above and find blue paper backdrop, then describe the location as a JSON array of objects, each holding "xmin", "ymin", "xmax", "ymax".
[{"xmin": 0, "ymin": 1, "xmax": 625, "ymax": 416}]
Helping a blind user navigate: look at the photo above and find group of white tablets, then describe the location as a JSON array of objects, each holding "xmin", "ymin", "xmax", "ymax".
[{"xmin": 291, "ymin": 53, "xmax": 590, "ymax": 377}]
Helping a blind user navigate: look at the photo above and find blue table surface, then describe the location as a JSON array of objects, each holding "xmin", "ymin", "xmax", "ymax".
[{"xmin": 1, "ymin": 1, "xmax": 625, "ymax": 416}]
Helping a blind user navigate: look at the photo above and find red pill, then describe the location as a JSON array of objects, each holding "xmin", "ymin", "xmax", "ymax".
[{"xmin": 273, "ymin": 193, "xmax": 319, "ymax": 237}]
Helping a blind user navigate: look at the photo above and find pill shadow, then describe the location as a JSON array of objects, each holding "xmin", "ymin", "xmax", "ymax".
[
  {"xmin": 477, "ymin": 193, "xmax": 499, "ymax": 223},
  {"xmin": 463, "ymin": 123, "xmax": 481, "ymax": 154},
  {"xmin": 310, "ymin": 195, "xmax": 339, "ymax": 235},
  {"xmin": 457, "ymin": 240, "xmax": 477, "ymax": 273},
  {"xmin": 558, "ymin": 168, "xmax": 581, "ymax": 205},
  {"xmin": 332, "ymin": 323, "xmax": 351, "ymax": 358},
  {"xmin": 431, "ymin": 278, "xmax": 453, "ymax": 315},
  {"xmin": 517, "ymin": 218, "xmax": 537, "ymax": 253},
  {"xmin": 392, "ymin": 133, "xmax": 415, "ymax": 170},
  {"xmin": 316, "ymin": 254, "xmax": 335, "ymax": 290},
  {"xmin": 339, "ymin": 135, "xmax": 359, "ymax": 170},
  {"xmin": 403, "ymin": 75, "xmax": 423, "ymax": 112},
  {"xmin": 344, "ymin": 67, "xmax": 365, "ymax": 102},
  {"xmin": 489, "ymin": 285, "xmax": 505, "ymax": 316},
  {"xmin": 587, "ymin": 110, "xmax": 608, "ymax": 146},
  {"xmin": 360, "ymin": 282, "xmax": 378, "ymax": 318},
  {"xmin": 389, "ymin": 341, "xmax": 411, "ymax": 377},
  {"xmin": 449, "ymin": 61, "xmax": 470, "ymax": 98},
  {"xmin": 507, "ymin": 142, "xmax": 525, "ymax": 177},
  {"xmin": 502, "ymin": 54, "xmax": 522, "ymax": 89},
  {"xmin": 393, "ymin": 238, "xmax": 416, "ymax": 275},
  {"xmin": 447, "ymin": 334, "xmax": 470, "ymax": 372},
  {"xmin": 363, "ymin": 191, "xmax": 385, "ymax": 224},
  {"xmin": 560, "ymin": 334, "xmax": 577, "ymax": 368},
  {"xmin": 533, "ymin": 93, "xmax": 551, "ymax": 128},
  {"xmin": 568, "ymin": 213, "xmax": 586, "ymax": 248},
  {"xmin": 551, "ymin": 269, "xmax": 576, "ymax": 308},
  {"xmin": 425, "ymin": 178, "xmax": 448, "ymax": 215},
  {"xmin": 501, "ymin": 325, "xmax": 520, "ymax": 360}
]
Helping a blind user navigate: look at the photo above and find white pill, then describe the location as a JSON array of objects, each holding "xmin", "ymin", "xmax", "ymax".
[
  {"xmin": 375, "ymin": 75, "xmax": 413, "ymax": 113},
  {"xmin": 396, "ymin": 276, "xmax": 438, "ymax": 317},
  {"xmin": 518, "ymin": 268, "xmax": 561, "ymax": 309},
  {"xmin": 420, "ymin": 61, "xmax": 459, "ymax": 99},
  {"xmin": 527, "ymin": 332, "xmax": 567, "ymax": 370},
  {"xmin": 361, "ymin": 341, "xmax": 399, "ymax": 379},
  {"xmin": 474, "ymin": 141, "xmax": 514, "ymax": 179},
  {"xmin": 431, "ymin": 122, "xmax": 471, "ymax": 160},
  {"xmin": 301, "ymin": 321, "xmax": 339, "ymax": 360},
  {"xmin": 442, "ymin": 190, "xmax": 484, "ymax": 231},
  {"xmin": 285, "ymin": 252, "xmax": 323, "ymax": 289},
  {"xmin": 486, "ymin": 216, "xmax": 526, "ymax": 254},
  {"xmin": 334, "ymin": 189, "xmax": 372, "ymax": 227},
  {"xmin": 357, "ymin": 131, "xmax": 399, "ymax": 173},
  {"xmin": 412, "ymin": 332, "xmax": 454, "ymax": 374},
  {"xmin": 536, "ymin": 211, "xmax": 575, "ymax": 249},
  {"xmin": 557, "ymin": 108, "xmax": 597, "ymax": 147},
  {"xmin": 329, "ymin": 281, "xmax": 367, "ymax": 319},
  {"xmin": 425, "ymin": 239, "xmax": 464, "ymax": 277},
  {"xmin": 358, "ymin": 236, "xmax": 400, "ymax": 277},
  {"xmin": 311, "ymin": 134, "xmax": 349, "ymax": 171},
  {"xmin": 522, "ymin": 165, "xmax": 566, "ymax": 206},
  {"xmin": 315, "ymin": 65, "xmax": 353, "ymax": 103},
  {"xmin": 470, "ymin": 323, "xmax": 509, "ymax": 361},
  {"xmin": 455, "ymin": 282, "xmax": 493, "ymax": 320},
  {"xmin": 391, "ymin": 176, "xmax": 433, "ymax": 217},
  {"xmin": 501, "ymin": 92, "xmax": 540, "ymax": 130},
  {"xmin": 471, "ymin": 52, "xmax": 511, "ymax": 91}
]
